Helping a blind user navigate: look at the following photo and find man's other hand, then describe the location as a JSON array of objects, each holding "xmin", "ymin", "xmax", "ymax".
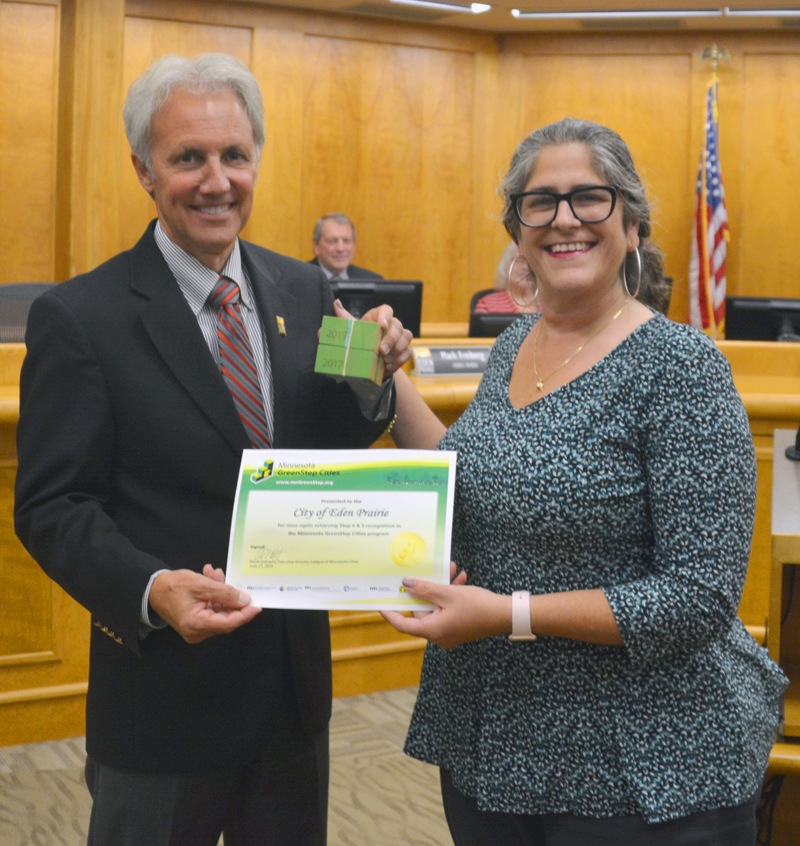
[
  {"xmin": 149, "ymin": 565, "xmax": 261, "ymax": 644},
  {"xmin": 333, "ymin": 299, "xmax": 413, "ymax": 375}
]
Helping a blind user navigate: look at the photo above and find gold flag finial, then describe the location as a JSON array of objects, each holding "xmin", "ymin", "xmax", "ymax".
[{"xmin": 701, "ymin": 44, "xmax": 730, "ymax": 75}]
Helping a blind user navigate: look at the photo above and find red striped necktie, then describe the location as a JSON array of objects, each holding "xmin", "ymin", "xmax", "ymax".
[{"xmin": 211, "ymin": 276, "xmax": 271, "ymax": 448}]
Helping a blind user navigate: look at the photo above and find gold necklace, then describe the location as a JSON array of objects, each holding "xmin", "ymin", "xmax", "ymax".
[{"xmin": 532, "ymin": 300, "xmax": 628, "ymax": 392}]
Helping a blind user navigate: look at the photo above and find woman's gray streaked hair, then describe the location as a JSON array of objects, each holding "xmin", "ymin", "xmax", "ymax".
[
  {"xmin": 498, "ymin": 117, "xmax": 670, "ymax": 315},
  {"xmin": 123, "ymin": 53, "xmax": 265, "ymax": 173}
]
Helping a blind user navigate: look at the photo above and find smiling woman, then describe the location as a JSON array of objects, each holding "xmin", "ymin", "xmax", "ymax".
[{"xmin": 381, "ymin": 118, "xmax": 787, "ymax": 846}]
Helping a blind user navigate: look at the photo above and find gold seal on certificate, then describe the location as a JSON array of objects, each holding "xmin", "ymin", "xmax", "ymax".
[{"xmin": 390, "ymin": 533, "xmax": 426, "ymax": 567}]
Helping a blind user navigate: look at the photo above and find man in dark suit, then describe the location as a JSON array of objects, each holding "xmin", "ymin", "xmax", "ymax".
[
  {"xmin": 14, "ymin": 54, "xmax": 410, "ymax": 846},
  {"xmin": 309, "ymin": 213, "xmax": 383, "ymax": 280}
]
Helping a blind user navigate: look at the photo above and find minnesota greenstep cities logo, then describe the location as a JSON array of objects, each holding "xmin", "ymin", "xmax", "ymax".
[{"xmin": 251, "ymin": 459, "xmax": 274, "ymax": 483}]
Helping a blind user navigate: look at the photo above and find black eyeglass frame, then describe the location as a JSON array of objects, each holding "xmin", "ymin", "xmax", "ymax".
[{"xmin": 511, "ymin": 185, "xmax": 619, "ymax": 229}]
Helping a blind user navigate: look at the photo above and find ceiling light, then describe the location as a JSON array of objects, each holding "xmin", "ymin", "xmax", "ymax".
[
  {"xmin": 511, "ymin": 8, "xmax": 723, "ymax": 19},
  {"xmin": 724, "ymin": 6, "xmax": 800, "ymax": 15},
  {"xmin": 390, "ymin": 0, "xmax": 491, "ymax": 13}
]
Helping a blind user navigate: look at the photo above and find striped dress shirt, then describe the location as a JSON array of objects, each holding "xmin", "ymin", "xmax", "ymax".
[{"xmin": 154, "ymin": 221, "xmax": 275, "ymax": 444}]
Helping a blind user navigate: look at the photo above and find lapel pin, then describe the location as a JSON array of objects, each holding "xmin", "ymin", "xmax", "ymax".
[{"xmin": 276, "ymin": 316, "xmax": 287, "ymax": 336}]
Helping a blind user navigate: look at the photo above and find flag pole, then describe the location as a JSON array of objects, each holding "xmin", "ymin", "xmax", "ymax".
[{"xmin": 699, "ymin": 48, "xmax": 723, "ymax": 336}]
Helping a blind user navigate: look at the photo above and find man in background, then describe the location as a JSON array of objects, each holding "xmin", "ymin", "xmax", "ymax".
[
  {"xmin": 310, "ymin": 212, "xmax": 383, "ymax": 280},
  {"xmin": 15, "ymin": 53, "xmax": 410, "ymax": 846}
]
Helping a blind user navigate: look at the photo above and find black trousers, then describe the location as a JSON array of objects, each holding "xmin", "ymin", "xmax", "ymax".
[
  {"xmin": 84, "ymin": 722, "xmax": 329, "ymax": 846},
  {"xmin": 440, "ymin": 769, "xmax": 760, "ymax": 846}
]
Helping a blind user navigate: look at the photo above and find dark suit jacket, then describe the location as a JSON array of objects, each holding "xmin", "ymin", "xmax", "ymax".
[
  {"xmin": 308, "ymin": 256, "xmax": 384, "ymax": 280},
  {"xmin": 14, "ymin": 223, "xmax": 392, "ymax": 773}
]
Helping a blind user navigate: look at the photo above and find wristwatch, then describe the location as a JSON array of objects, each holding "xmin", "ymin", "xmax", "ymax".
[{"xmin": 508, "ymin": 590, "xmax": 537, "ymax": 642}]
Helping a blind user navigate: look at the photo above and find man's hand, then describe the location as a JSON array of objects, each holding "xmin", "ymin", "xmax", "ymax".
[
  {"xmin": 333, "ymin": 299, "xmax": 413, "ymax": 374},
  {"xmin": 149, "ymin": 565, "xmax": 261, "ymax": 644}
]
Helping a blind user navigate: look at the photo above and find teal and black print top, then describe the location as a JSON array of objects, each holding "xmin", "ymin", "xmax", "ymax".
[{"xmin": 404, "ymin": 313, "xmax": 787, "ymax": 824}]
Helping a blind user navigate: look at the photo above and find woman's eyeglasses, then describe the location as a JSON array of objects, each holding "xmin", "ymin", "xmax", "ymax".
[{"xmin": 512, "ymin": 186, "xmax": 618, "ymax": 228}]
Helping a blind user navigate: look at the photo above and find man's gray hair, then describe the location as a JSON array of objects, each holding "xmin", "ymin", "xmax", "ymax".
[
  {"xmin": 499, "ymin": 117, "xmax": 670, "ymax": 314},
  {"xmin": 123, "ymin": 53, "xmax": 265, "ymax": 173},
  {"xmin": 313, "ymin": 213, "xmax": 356, "ymax": 243}
]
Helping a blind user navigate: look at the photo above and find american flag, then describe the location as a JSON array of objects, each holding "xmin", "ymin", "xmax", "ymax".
[{"xmin": 688, "ymin": 81, "xmax": 729, "ymax": 337}]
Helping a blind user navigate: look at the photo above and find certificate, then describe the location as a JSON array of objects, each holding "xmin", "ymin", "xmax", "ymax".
[{"xmin": 224, "ymin": 449, "xmax": 457, "ymax": 610}]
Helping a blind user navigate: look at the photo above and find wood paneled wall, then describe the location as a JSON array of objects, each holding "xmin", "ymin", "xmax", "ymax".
[
  {"xmin": 6, "ymin": 1, "xmax": 800, "ymax": 318},
  {"xmin": 740, "ymin": 51, "xmax": 800, "ymax": 292},
  {"xmin": 3, "ymin": 0, "xmax": 800, "ymax": 745},
  {"xmin": 0, "ymin": 344, "xmax": 89, "ymax": 748},
  {"xmin": 0, "ymin": 1, "xmax": 59, "ymax": 285},
  {"xmin": 5, "ymin": 1, "xmax": 800, "ymax": 317}
]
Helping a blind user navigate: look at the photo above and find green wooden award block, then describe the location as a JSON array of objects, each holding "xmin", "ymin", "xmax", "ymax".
[{"xmin": 315, "ymin": 316, "xmax": 385, "ymax": 384}]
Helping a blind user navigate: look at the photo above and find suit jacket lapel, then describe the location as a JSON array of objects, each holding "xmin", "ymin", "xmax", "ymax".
[
  {"xmin": 129, "ymin": 225, "xmax": 249, "ymax": 455},
  {"xmin": 241, "ymin": 241, "xmax": 299, "ymax": 447}
]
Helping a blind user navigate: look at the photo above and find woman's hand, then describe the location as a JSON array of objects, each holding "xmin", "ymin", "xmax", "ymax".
[
  {"xmin": 333, "ymin": 299, "xmax": 413, "ymax": 374},
  {"xmin": 401, "ymin": 561, "xmax": 466, "ymax": 620},
  {"xmin": 381, "ymin": 564, "xmax": 510, "ymax": 650}
]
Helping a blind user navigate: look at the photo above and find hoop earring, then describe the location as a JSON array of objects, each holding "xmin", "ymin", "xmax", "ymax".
[
  {"xmin": 622, "ymin": 247, "xmax": 642, "ymax": 300},
  {"xmin": 507, "ymin": 254, "xmax": 539, "ymax": 310}
]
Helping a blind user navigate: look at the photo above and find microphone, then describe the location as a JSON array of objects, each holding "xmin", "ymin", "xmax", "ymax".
[
  {"xmin": 777, "ymin": 317, "xmax": 800, "ymax": 343},
  {"xmin": 787, "ymin": 423, "xmax": 800, "ymax": 462}
]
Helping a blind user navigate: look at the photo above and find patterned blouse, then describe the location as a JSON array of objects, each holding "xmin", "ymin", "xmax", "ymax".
[{"xmin": 404, "ymin": 312, "xmax": 787, "ymax": 824}]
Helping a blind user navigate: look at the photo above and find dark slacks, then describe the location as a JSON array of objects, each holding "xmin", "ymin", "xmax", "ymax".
[
  {"xmin": 440, "ymin": 769, "xmax": 760, "ymax": 846},
  {"xmin": 84, "ymin": 722, "xmax": 329, "ymax": 846}
]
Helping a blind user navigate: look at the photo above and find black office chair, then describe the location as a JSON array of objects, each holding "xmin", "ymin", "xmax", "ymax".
[
  {"xmin": 0, "ymin": 283, "xmax": 57, "ymax": 342},
  {"xmin": 469, "ymin": 288, "xmax": 524, "ymax": 338}
]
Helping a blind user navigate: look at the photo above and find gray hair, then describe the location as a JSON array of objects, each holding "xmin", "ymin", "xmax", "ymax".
[
  {"xmin": 123, "ymin": 53, "xmax": 265, "ymax": 173},
  {"xmin": 493, "ymin": 242, "xmax": 519, "ymax": 291},
  {"xmin": 499, "ymin": 117, "xmax": 670, "ymax": 314},
  {"xmin": 313, "ymin": 212, "xmax": 356, "ymax": 244}
]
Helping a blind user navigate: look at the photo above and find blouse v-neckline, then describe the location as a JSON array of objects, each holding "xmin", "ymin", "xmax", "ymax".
[{"xmin": 506, "ymin": 312, "xmax": 657, "ymax": 411}]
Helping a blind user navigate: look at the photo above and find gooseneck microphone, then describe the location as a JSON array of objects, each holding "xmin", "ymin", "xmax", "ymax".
[{"xmin": 787, "ymin": 423, "xmax": 800, "ymax": 462}]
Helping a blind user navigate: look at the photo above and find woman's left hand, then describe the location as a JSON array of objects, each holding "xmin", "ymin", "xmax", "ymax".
[{"xmin": 381, "ymin": 569, "xmax": 511, "ymax": 650}]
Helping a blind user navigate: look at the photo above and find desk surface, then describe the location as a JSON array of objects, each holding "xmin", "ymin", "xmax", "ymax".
[
  {"xmin": 768, "ymin": 741, "xmax": 800, "ymax": 775},
  {"xmin": 3, "ymin": 335, "xmax": 800, "ymax": 422},
  {"xmin": 0, "ymin": 386, "xmax": 17, "ymax": 424},
  {"xmin": 406, "ymin": 337, "xmax": 800, "ymax": 420},
  {"xmin": 419, "ymin": 322, "xmax": 469, "ymax": 338}
]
